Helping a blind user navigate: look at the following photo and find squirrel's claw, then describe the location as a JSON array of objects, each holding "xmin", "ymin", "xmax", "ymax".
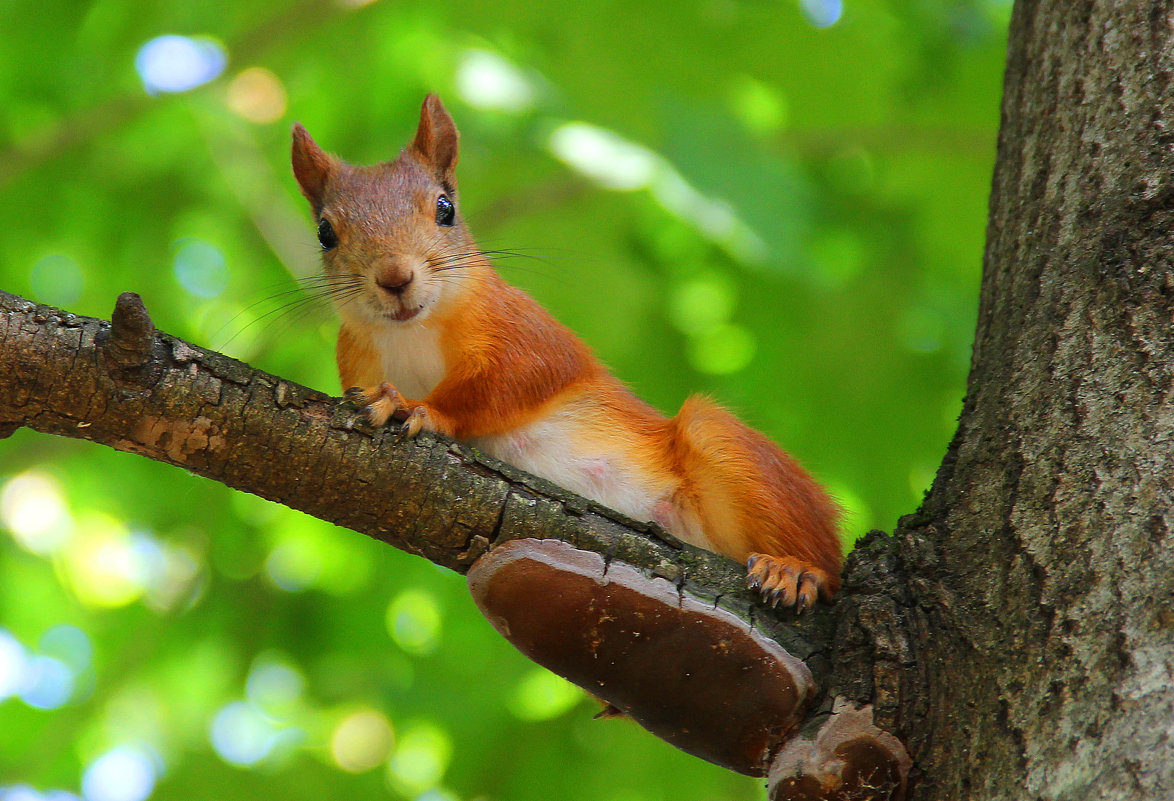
[
  {"xmin": 746, "ymin": 553, "xmax": 832, "ymax": 613},
  {"xmin": 399, "ymin": 407, "xmax": 428, "ymax": 439},
  {"xmin": 346, "ymin": 382, "xmax": 402, "ymax": 427}
]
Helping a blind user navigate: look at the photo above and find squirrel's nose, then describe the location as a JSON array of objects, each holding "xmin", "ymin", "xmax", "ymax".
[{"xmin": 376, "ymin": 271, "xmax": 414, "ymax": 296}]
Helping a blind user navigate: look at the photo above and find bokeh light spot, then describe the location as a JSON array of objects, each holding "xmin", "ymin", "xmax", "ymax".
[
  {"xmin": 1, "ymin": 470, "xmax": 72, "ymax": 555},
  {"xmin": 0, "ymin": 629, "xmax": 29, "ymax": 700},
  {"xmin": 549, "ymin": 124, "xmax": 656, "ymax": 191},
  {"xmin": 414, "ymin": 790, "xmax": 461, "ymax": 801},
  {"xmin": 133, "ymin": 535, "xmax": 203, "ymax": 612},
  {"xmin": 173, "ymin": 240, "xmax": 229, "ymax": 298},
  {"xmin": 1, "ymin": 787, "xmax": 53, "ymax": 801},
  {"xmin": 687, "ymin": 324, "xmax": 757, "ymax": 375},
  {"xmin": 39, "ymin": 625, "xmax": 92, "ymax": 674},
  {"xmin": 668, "ymin": 273, "xmax": 737, "ymax": 334},
  {"xmin": 210, "ymin": 701, "xmax": 278, "ymax": 767},
  {"xmin": 331, "ymin": 709, "xmax": 394, "ymax": 772},
  {"xmin": 548, "ymin": 123, "xmax": 764, "ymax": 263},
  {"xmin": 61, "ymin": 515, "xmax": 146, "ymax": 608},
  {"xmin": 226, "ymin": 68, "xmax": 288, "ymax": 124},
  {"xmin": 20, "ymin": 655, "xmax": 74, "ymax": 709},
  {"xmin": 81, "ymin": 745, "xmax": 157, "ymax": 801},
  {"xmin": 135, "ymin": 35, "xmax": 226, "ymax": 95},
  {"xmin": 264, "ymin": 539, "xmax": 321, "ymax": 592},
  {"xmin": 729, "ymin": 76, "xmax": 788, "ymax": 135},
  {"xmin": 246, "ymin": 659, "xmax": 304, "ymax": 717},
  {"xmin": 650, "ymin": 170, "xmax": 767, "ymax": 264},
  {"xmin": 509, "ymin": 669, "xmax": 581, "ymax": 721},
  {"xmin": 385, "ymin": 590, "xmax": 442, "ymax": 656},
  {"xmin": 387, "ymin": 721, "xmax": 452, "ymax": 795},
  {"xmin": 800, "ymin": 0, "xmax": 844, "ymax": 28},
  {"xmin": 29, "ymin": 254, "xmax": 84, "ymax": 307},
  {"xmin": 456, "ymin": 50, "xmax": 535, "ymax": 112}
]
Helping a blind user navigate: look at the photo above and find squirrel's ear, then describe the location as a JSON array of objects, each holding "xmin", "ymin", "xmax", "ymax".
[
  {"xmin": 411, "ymin": 94, "xmax": 459, "ymax": 188},
  {"xmin": 291, "ymin": 123, "xmax": 335, "ymax": 211}
]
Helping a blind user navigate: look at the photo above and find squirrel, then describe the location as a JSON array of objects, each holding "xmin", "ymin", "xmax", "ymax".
[{"xmin": 291, "ymin": 95, "xmax": 842, "ymax": 611}]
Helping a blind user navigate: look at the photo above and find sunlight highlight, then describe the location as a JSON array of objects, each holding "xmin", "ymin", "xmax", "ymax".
[
  {"xmin": 548, "ymin": 123, "xmax": 766, "ymax": 263},
  {"xmin": 1, "ymin": 471, "xmax": 72, "ymax": 555},
  {"xmin": 386, "ymin": 590, "xmax": 442, "ymax": 656},
  {"xmin": 331, "ymin": 709, "xmax": 394, "ymax": 772},
  {"xmin": 246, "ymin": 658, "xmax": 304, "ymax": 717},
  {"xmin": 0, "ymin": 629, "xmax": 28, "ymax": 701},
  {"xmin": 687, "ymin": 323, "xmax": 757, "ymax": 375},
  {"xmin": 173, "ymin": 240, "xmax": 229, "ymax": 299},
  {"xmin": 264, "ymin": 539, "xmax": 321, "ymax": 591},
  {"xmin": 387, "ymin": 721, "xmax": 452, "ymax": 795},
  {"xmin": 0, "ymin": 787, "xmax": 82, "ymax": 801},
  {"xmin": 509, "ymin": 669, "xmax": 581, "ymax": 721},
  {"xmin": 135, "ymin": 36, "xmax": 226, "ymax": 95},
  {"xmin": 20, "ymin": 655, "xmax": 74, "ymax": 710},
  {"xmin": 227, "ymin": 68, "xmax": 288, "ymax": 124},
  {"xmin": 60, "ymin": 515, "xmax": 146, "ymax": 608},
  {"xmin": 800, "ymin": 0, "xmax": 844, "ymax": 28},
  {"xmin": 210, "ymin": 701, "xmax": 280, "ymax": 767},
  {"xmin": 40, "ymin": 626, "xmax": 91, "ymax": 673},
  {"xmin": 668, "ymin": 273, "xmax": 737, "ymax": 335},
  {"xmin": 549, "ymin": 123, "xmax": 656, "ymax": 191},
  {"xmin": 80, "ymin": 745, "xmax": 157, "ymax": 801},
  {"xmin": 456, "ymin": 50, "xmax": 535, "ymax": 112}
]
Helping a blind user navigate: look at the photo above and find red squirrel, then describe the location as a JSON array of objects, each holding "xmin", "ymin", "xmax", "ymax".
[{"xmin": 291, "ymin": 95, "xmax": 842, "ymax": 610}]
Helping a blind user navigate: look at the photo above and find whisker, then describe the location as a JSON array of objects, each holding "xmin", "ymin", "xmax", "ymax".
[{"xmin": 215, "ymin": 275, "xmax": 366, "ymax": 350}]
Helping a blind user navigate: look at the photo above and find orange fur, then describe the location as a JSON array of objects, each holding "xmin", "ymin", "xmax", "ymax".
[
  {"xmin": 337, "ymin": 323, "xmax": 385, "ymax": 389},
  {"xmin": 292, "ymin": 95, "xmax": 843, "ymax": 608}
]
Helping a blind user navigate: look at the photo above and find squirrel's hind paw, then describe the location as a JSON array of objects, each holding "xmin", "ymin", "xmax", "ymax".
[
  {"xmin": 399, "ymin": 406, "xmax": 430, "ymax": 438},
  {"xmin": 746, "ymin": 553, "xmax": 834, "ymax": 613}
]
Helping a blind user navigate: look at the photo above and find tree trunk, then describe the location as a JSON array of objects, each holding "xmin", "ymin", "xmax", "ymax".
[{"xmin": 831, "ymin": 2, "xmax": 1174, "ymax": 798}]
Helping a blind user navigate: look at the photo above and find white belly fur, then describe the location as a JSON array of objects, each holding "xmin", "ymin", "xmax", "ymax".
[
  {"xmin": 471, "ymin": 406, "xmax": 692, "ymax": 538},
  {"xmin": 371, "ymin": 323, "xmax": 446, "ymax": 400}
]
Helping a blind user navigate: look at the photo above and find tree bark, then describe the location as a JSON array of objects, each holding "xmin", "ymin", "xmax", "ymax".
[{"xmin": 830, "ymin": 3, "xmax": 1174, "ymax": 799}]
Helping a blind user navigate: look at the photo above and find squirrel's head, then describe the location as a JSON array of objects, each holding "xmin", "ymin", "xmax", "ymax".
[{"xmin": 291, "ymin": 94, "xmax": 476, "ymax": 325}]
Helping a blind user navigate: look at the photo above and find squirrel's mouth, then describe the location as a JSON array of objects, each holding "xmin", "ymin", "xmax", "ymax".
[{"xmin": 387, "ymin": 304, "xmax": 424, "ymax": 322}]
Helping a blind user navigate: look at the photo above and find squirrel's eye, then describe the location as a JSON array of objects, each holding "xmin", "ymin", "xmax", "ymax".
[
  {"xmin": 317, "ymin": 218, "xmax": 338, "ymax": 250},
  {"xmin": 436, "ymin": 195, "xmax": 455, "ymax": 227}
]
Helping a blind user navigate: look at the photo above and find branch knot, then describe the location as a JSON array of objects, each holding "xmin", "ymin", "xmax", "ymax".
[{"xmin": 105, "ymin": 292, "xmax": 156, "ymax": 369}]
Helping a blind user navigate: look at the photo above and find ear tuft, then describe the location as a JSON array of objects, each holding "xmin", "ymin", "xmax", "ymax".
[
  {"xmin": 291, "ymin": 123, "xmax": 335, "ymax": 211},
  {"xmin": 411, "ymin": 94, "xmax": 460, "ymax": 188}
]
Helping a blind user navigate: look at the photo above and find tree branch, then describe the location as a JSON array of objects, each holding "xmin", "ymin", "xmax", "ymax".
[{"xmin": 0, "ymin": 288, "xmax": 832, "ymax": 662}]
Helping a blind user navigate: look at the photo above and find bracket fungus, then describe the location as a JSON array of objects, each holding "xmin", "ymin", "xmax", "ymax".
[
  {"xmin": 768, "ymin": 699, "xmax": 912, "ymax": 800},
  {"xmin": 467, "ymin": 538, "xmax": 818, "ymax": 776}
]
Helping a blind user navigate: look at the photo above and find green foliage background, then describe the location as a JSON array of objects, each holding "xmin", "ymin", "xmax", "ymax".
[{"xmin": 0, "ymin": 1, "xmax": 1009, "ymax": 799}]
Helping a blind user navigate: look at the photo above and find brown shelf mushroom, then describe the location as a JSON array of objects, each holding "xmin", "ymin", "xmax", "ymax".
[{"xmin": 468, "ymin": 538, "xmax": 819, "ymax": 776}]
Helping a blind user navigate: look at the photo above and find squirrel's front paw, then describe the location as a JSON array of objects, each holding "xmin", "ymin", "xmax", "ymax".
[
  {"xmin": 345, "ymin": 382, "xmax": 402, "ymax": 427},
  {"xmin": 745, "ymin": 553, "xmax": 835, "ymax": 613}
]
